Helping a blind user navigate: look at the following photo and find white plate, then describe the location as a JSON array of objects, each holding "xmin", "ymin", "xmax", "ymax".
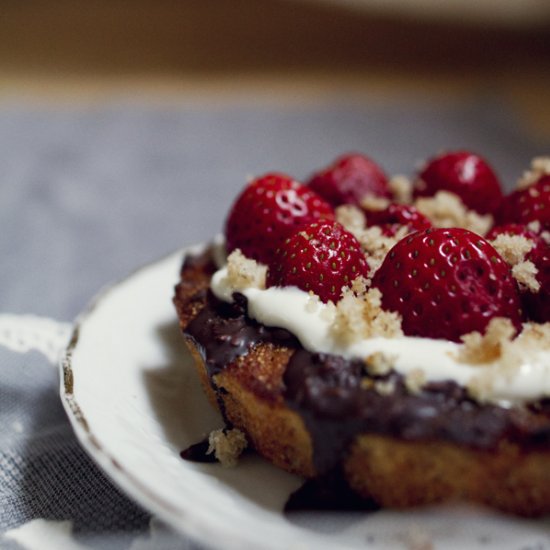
[{"xmin": 60, "ymin": 244, "xmax": 550, "ymax": 550}]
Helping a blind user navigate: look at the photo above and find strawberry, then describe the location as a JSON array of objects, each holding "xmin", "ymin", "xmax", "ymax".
[
  {"xmin": 371, "ymin": 228, "xmax": 523, "ymax": 341},
  {"xmin": 364, "ymin": 203, "xmax": 431, "ymax": 237},
  {"xmin": 307, "ymin": 153, "xmax": 390, "ymax": 207},
  {"xmin": 267, "ymin": 220, "xmax": 370, "ymax": 303},
  {"xmin": 496, "ymin": 175, "xmax": 550, "ymax": 231},
  {"xmin": 414, "ymin": 151, "xmax": 503, "ymax": 215},
  {"xmin": 487, "ymin": 224, "xmax": 550, "ymax": 324},
  {"xmin": 523, "ymin": 241, "xmax": 550, "ymax": 323},
  {"xmin": 225, "ymin": 173, "xmax": 334, "ymax": 265}
]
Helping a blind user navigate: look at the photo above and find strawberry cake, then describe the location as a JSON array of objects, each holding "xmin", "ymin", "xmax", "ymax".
[{"xmin": 174, "ymin": 151, "xmax": 550, "ymax": 516}]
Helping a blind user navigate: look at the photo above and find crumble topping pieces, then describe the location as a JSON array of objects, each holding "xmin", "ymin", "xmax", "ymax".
[
  {"xmin": 365, "ymin": 351, "xmax": 395, "ymax": 376},
  {"xmin": 336, "ymin": 205, "xmax": 406, "ymax": 272},
  {"xmin": 332, "ymin": 280, "xmax": 403, "ymax": 344},
  {"xmin": 404, "ymin": 368, "xmax": 427, "ymax": 395},
  {"xmin": 207, "ymin": 428, "xmax": 248, "ymax": 467},
  {"xmin": 335, "ymin": 204, "xmax": 366, "ymax": 233},
  {"xmin": 458, "ymin": 317, "xmax": 516, "ymax": 365},
  {"xmin": 388, "ymin": 175, "xmax": 413, "ymax": 204},
  {"xmin": 360, "ymin": 194, "xmax": 390, "ymax": 212},
  {"xmin": 226, "ymin": 249, "xmax": 267, "ymax": 290},
  {"xmin": 414, "ymin": 191, "xmax": 493, "ymax": 236},
  {"xmin": 517, "ymin": 156, "xmax": 550, "ymax": 190},
  {"xmin": 358, "ymin": 226, "xmax": 407, "ymax": 272},
  {"xmin": 374, "ymin": 378, "xmax": 397, "ymax": 396},
  {"xmin": 459, "ymin": 319, "xmax": 550, "ymax": 402},
  {"xmin": 489, "ymin": 233, "xmax": 539, "ymax": 292}
]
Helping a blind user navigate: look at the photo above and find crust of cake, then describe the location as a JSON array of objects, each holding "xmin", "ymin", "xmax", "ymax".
[
  {"xmin": 345, "ymin": 435, "xmax": 550, "ymax": 516},
  {"xmin": 184, "ymin": 335, "xmax": 316, "ymax": 477},
  {"xmin": 174, "ymin": 250, "xmax": 550, "ymax": 517}
]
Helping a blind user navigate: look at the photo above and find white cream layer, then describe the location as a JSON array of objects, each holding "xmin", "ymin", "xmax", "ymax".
[{"xmin": 211, "ymin": 266, "xmax": 550, "ymax": 406}]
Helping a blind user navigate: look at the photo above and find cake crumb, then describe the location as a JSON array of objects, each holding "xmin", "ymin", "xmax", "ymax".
[
  {"xmin": 489, "ymin": 233, "xmax": 539, "ymax": 291},
  {"xmin": 207, "ymin": 428, "xmax": 248, "ymax": 467},
  {"xmin": 414, "ymin": 190, "xmax": 492, "ymax": 235},
  {"xmin": 360, "ymin": 194, "xmax": 390, "ymax": 212},
  {"xmin": 458, "ymin": 317, "xmax": 516, "ymax": 364},
  {"xmin": 517, "ymin": 156, "xmax": 550, "ymax": 190},
  {"xmin": 405, "ymin": 368, "xmax": 426, "ymax": 394},
  {"xmin": 226, "ymin": 249, "xmax": 267, "ymax": 290},
  {"xmin": 374, "ymin": 378, "xmax": 396, "ymax": 396},
  {"xmin": 489, "ymin": 233, "xmax": 534, "ymax": 266},
  {"xmin": 464, "ymin": 321, "xmax": 550, "ymax": 402},
  {"xmin": 333, "ymin": 285, "xmax": 403, "ymax": 344},
  {"xmin": 389, "ymin": 175, "xmax": 413, "ymax": 204},
  {"xmin": 365, "ymin": 351, "xmax": 396, "ymax": 376},
  {"xmin": 512, "ymin": 260, "xmax": 540, "ymax": 292},
  {"xmin": 355, "ymin": 225, "xmax": 403, "ymax": 272},
  {"xmin": 335, "ymin": 204, "xmax": 366, "ymax": 234}
]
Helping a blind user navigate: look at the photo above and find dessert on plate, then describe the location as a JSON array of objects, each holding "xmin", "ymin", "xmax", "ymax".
[{"xmin": 174, "ymin": 151, "xmax": 550, "ymax": 516}]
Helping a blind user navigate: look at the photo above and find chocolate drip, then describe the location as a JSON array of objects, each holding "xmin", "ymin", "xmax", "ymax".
[
  {"xmin": 285, "ymin": 468, "xmax": 380, "ymax": 513},
  {"xmin": 186, "ymin": 292, "xmax": 296, "ymax": 379},
  {"xmin": 284, "ymin": 350, "xmax": 550, "ymax": 473},
  {"xmin": 180, "ymin": 438, "xmax": 217, "ymax": 463}
]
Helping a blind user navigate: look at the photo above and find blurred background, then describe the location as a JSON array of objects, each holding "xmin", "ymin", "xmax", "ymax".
[
  {"xmin": 2, "ymin": 0, "xmax": 550, "ymax": 318},
  {"xmin": 1, "ymin": 0, "xmax": 550, "ymax": 116}
]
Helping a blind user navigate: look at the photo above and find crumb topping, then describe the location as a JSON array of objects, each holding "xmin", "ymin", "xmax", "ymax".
[
  {"xmin": 207, "ymin": 428, "xmax": 248, "ymax": 467},
  {"xmin": 332, "ymin": 283, "xmax": 403, "ymax": 344},
  {"xmin": 335, "ymin": 206, "xmax": 405, "ymax": 273},
  {"xmin": 461, "ymin": 320, "xmax": 550, "ymax": 402},
  {"xmin": 414, "ymin": 190, "xmax": 492, "ymax": 236},
  {"xmin": 404, "ymin": 368, "xmax": 427, "ymax": 395},
  {"xmin": 356, "ymin": 225, "xmax": 406, "ymax": 272},
  {"xmin": 226, "ymin": 249, "xmax": 267, "ymax": 290},
  {"xmin": 335, "ymin": 204, "xmax": 366, "ymax": 233},
  {"xmin": 458, "ymin": 317, "xmax": 516, "ymax": 365},
  {"xmin": 360, "ymin": 194, "xmax": 390, "ymax": 212},
  {"xmin": 517, "ymin": 156, "xmax": 550, "ymax": 190},
  {"xmin": 374, "ymin": 378, "xmax": 396, "ymax": 396},
  {"xmin": 489, "ymin": 234, "xmax": 534, "ymax": 265},
  {"xmin": 512, "ymin": 260, "xmax": 540, "ymax": 292},
  {"xmin": 365, "ymin": 351, "xmax": 396, "ymax": 376},
  {"xmin": 388, "ymin": 175, "xmax": 413, "ymax": 204},
  {"xmin": 489, "ymin": 234, "xmax": 539, "ymax": 291}
]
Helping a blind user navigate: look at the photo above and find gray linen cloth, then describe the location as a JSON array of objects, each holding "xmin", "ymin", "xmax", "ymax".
[{"xmin": 0, "ymin": 98, "xmax": 547, "ymax": 549}]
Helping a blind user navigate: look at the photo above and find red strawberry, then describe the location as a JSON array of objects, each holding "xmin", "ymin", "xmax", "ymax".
[
  {"xmin": 372, "ymin": 228, "xmax": 523, "ymax": 341},
  {"xmin": 522, "ymin": 241, "xmax": 550, "ymax": 323},
  {"xmin": 225, "ymin": 173, "xmax": 334, "ymax": 265},
  {"xmin": 497, "ymin": 175, "xmax": 550, "ymax": 231},
  {"xmin": 307, "ymin": 153, "xmax": 390, "ymax": 207},
  {"xmin": 414, "ymin": 151, "xmax": 503, "ymax": 215},
  {"xmin": 364, "ymin": 203, "xmax": 431, "ymax": 237},
  {"xmin": 267, "ymin": 220, "xmax": 369, "ymax": 303}
]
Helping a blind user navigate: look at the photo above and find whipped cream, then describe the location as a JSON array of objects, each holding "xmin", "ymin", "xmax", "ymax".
[{"xmin": 211, "ymin": 266, "xmax": 550, "ymax": 406}]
